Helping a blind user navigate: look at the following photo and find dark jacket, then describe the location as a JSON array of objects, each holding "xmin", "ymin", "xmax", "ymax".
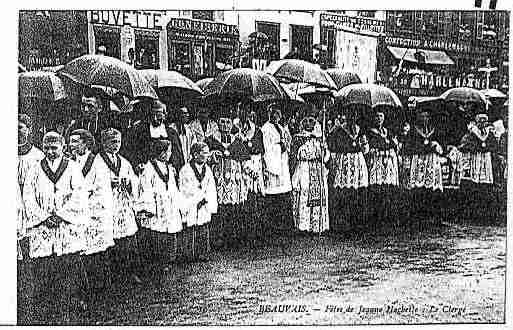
[{"xmin": 124, "ymin": 121, "xmax": 185, "ymax": 174}]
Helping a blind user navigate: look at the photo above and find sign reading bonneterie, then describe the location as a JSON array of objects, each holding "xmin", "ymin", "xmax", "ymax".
[
  {"xmin": 320, "ymin": 13, "xmax": 385, "ymax": 35},
  {"xmin": 167, "ymin": 18, "xmax": 239, "ymax": 36},
  {"xmin": 88, "ymin": 10, "xmax": 165, "ymax": 30}
]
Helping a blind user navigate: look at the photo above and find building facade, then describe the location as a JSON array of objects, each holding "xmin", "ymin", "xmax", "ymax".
[{"xmin": 379, "ymin": 10, "xmax": 510, "ymax": 99}]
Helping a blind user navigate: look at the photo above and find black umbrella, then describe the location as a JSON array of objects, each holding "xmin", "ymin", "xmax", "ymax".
[
  {"xmin": 58, "ymin": 55, "xmax": 157, "ymax": 99},
  {"xmin": 325, "ymin": 69, "xmax": 362, "ymax": 90},
  {"xmin": 203, "ymin": 68, "xmax": 289, "ymax": 103}
]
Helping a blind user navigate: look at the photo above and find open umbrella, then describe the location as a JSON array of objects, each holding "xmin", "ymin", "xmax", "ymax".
[
  {"xmin": 248, "ymin": 31, "xmax": 269, "ymax": 41},
  {"xmin": 139, "ymin": 69, "xmax": 203, "ymax": 102},
  {"xmin": 19, "ymin": 71, "xmax": 68, "ymax": 101},
  {"xmin": 481, "ymin": 88, "xmax": 507, "ymax": 99},
  {"xmin": 58, "ymin": 55, "xmax": 157, "ymax": 99},
  {"xmin": 266, "ymin": 59, "xmax": 337, "ymax": 89},
  {"xmin": 203, "ymin": 68, "xmax": 289, "ymax": 103},
  {"xmin": 325, "ymin": 69, "xmax": 362, "ymax": 90},
  {"xmin": 440, "ymin": 87, "xmax": 488, "ymax": 105},
  {"xmin": 196, "ymin": 77, "xmax": 214, "ymax": 91},
  {"xmin": 280, "ymin": 83, "xmax": 306, "ymax": 103},
  {"xmin": 334, "ymin": 83, "xmax": 402, "ymax": 108}
]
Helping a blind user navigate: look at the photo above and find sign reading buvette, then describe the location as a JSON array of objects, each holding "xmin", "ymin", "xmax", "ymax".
[{"xmin": 88, "ymin": 10, "xmax": 165, "ymax": 30}]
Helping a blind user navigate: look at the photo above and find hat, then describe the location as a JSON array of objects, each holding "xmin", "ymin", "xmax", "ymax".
[
  {"xmin": 70, "ymin": 129, "xmax": 95, "ymax": 150},
  {"xmin": 18, "ymin": 114, "xmax": 32, "ymax": 128},
  {"xmin": 42, "ymin": 131, "xmax": 64, "ymax": 145},
  {"xmin": 151, "ymin": 99, "xmax": 166, "ymax": 113},
  {"xmin": 151, "ymin": 139, "xmax": 171, "ymax": 159},
  {"xmin": 190, "ymin": 142, "xmax": 209, "ymax": 156},
  {"xmin": 101, "ymin": 128, "xmax": 121, "ymax": 145}
]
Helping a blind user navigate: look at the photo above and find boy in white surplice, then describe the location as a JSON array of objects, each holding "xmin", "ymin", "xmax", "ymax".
[
  {"xmin": 69, "ymin": 129, "xmax": 115, "ymax": 293},
  {"xmin": 137, "ymin": 139, "xmax": 188, "ymax": 268},
  {"xmin": 23, "ymin": 132, "xmax": 89, "ymax": 320},
  {"xmin": 98, "ymin": 128, "xmax": 142, "ymax": 284}
]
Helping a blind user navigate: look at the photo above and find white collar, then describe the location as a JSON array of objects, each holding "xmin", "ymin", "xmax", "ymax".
[
  {"xmin": 75, "ymin": 151, "xmax": 90, "ymax": 164},
  {"xmin": 469, "ymin": 125, "xmax": 491, "ymax": 142},
  {"xmin": 150, "ymin": 124, "xmax": 168, "ymax": 138}
]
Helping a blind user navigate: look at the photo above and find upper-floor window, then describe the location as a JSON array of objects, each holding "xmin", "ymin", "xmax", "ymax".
[{"xmin": 192, "ymin": 11, "xmax": 214, "ymax": 21}]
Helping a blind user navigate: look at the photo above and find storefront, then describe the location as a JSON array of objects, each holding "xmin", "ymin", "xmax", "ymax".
[
  {"xmin": 377, "ymin": 36, "xmax": 497, "ymax": 101},
  {"xmin": 166, "ymin": 17, "xmax": 239, "ymax": 80},
  {"xmin": 88, "ymin": 10, "xmax": 166, "ymax": 69},
  {"xmin": 319, "ymin": 12, "xmax": 385, "ymax": 83},
  {"xmin": 19, "ymin": 11, "xmax": 89, "ymax": 70}
]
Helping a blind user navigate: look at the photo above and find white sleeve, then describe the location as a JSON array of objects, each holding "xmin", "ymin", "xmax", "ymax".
[{"xmin": 22, "ymin": 166, "xmax": 50, "ymax": 229}]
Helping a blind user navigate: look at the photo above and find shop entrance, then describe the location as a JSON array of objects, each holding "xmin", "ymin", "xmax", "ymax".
[
  {"xmin": 93, "ymin": 25, "xmax": 121, "ymax": 58},
  {"xmin": 290, "ymin": 24, "xmax": 313, "ymax": 62},
  {"xmin": 135, "ymin": 31, "xmax": 159, "ymax": 69}
]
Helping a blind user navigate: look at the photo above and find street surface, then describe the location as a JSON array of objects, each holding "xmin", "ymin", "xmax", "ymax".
[{"xmin": 60, "ymin": 217, "xmax": 507, "ymax": 325}]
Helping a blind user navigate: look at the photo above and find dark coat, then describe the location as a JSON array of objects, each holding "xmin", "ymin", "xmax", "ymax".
[{"xmin": 124, "ymin": 121, "xmax": 185, "ymax": 173}]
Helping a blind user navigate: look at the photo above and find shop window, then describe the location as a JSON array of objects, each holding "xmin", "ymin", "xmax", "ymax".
[
  {"xmin": 94, "ymin": 25, "xmax": 121, "ymax": 58},
  {"xmin": 215, "ymin": 44, "xmax": 234, "ymax": 68},
  {"xmin": 192, "ymin": 11, "xmax": 214, "ymax": 21},
  {"xmin": 256, "ymin": 21, "xmax": 280, "ymax": 60},
  {"xmin": 135, "ymin": 31, "xmax": 159, "ymax": 69},
  {"xmin": 290, "ymin": 25, "xmax": 313, "ymax": 62},
  {"xmin": 171, "ymin": 42, "xmax": 192, "ymax": 77}
]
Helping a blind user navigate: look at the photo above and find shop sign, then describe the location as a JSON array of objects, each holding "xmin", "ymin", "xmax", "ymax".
[
  {"xmin": 385, "ymin": 73, "xmax": 488, "ymax": 96},
  {"xmin": 168, "ymin": 18, "xmax": 239, "ymax": 37},
  {"xmin": 89, "ymin": 10, "xmax": 165, "ymax": 30},
  {"xmin": 168, "ymin": 30, "xmax": 237, "ymax": 44},
  {"xmin": 320, "ymin": 13, "xmax": 385, "ymax": 35},
  {"xmin": 384, "ymin": 36, "xmax": 494, "ymax": 54}
]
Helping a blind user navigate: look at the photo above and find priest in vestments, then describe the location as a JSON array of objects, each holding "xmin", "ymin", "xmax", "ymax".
[
  {"xmin": 207, "ymin": 113, "xmax": 250, "ymax": 248},
  {"xmin": 290, "ymin": 116, "xmax": 329, "ymax": 234},
  {"xmin": 178, "ymin": 142, "xmax": 218, "ymax": 261},
  {"xmin": 261, "ymin": 105, "xmax": 293, "ymax": 238},
  {"xmin": 233, "ymin": 100, "xmax": 265, "ymax": 245},
  {"xmin": 69, "ymin": 129, "xmax": 115, "ymax": 293},
  {"xmin": 98, "ymin": 128, "xmax": 142, "ymax": 284},
  {"xmin": 188, "ymin": 106, "xmax": 221, "ymax": 144},
  {"xmin": 22, "ymin": 132, "xmax": 89, "ymax": 323}
]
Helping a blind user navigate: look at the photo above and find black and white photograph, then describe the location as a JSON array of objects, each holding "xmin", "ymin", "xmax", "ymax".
[{"xmin": 12, "ymin": 1, "xmax": 511, "ymax": 326}]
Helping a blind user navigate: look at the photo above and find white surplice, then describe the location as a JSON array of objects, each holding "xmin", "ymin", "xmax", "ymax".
[
  {"xmin": 75, "ymin": 152, "xmax": 115, "ymax": 255},
  {"xmin": 23, "ymin": 157, "xmax": 88, "ymax": 258},
  {"xmin": 261, "ymin": 122, "xmax": 292, "ymax": 195},
  {"xmin": 137, "ymin": 161, "xmax": 186, "ymax": 233},
  {"xmin": 178, "ymin": 163, "xmax": 217, "ymax": 227},
  {"xmin": 97, "ymin": 153, "xmax": 139, "ymax": 239}
]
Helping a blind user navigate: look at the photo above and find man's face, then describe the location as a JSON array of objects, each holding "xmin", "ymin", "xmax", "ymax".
[
  {"xmin": 194, "ymin": 146, "xmax": 209, "ymax": 165},
  {"xmin": 18, "ymin": 122, "xmax": 30, "ymax": 145},
  {"xmin": 476, "ymin": 116, "xmax": 489, "ymax": 130},
  {"xmin": 304, "ymin": 118, "xmax": 315, "ymax": 132},
  {"xmin": 69, "ymin": 135, "xmax": 88, "ymax": 156},
  {"xmin": 43, "ymin": 141, "xmax": 63, "ymax": 161},
  {"xmin": 81, "ymin": 96, "xmax": 101, "ymax": 118},
  {"xmin": 375, "ymin": 112, "xmax": 385, "ymax": 127},
  {"xmin": 270, "ymin": 110, "xmax": 281, "ymax": 124},
  {"xmin": 151, "ymin": 109, "xmax": 166, "ymax": 126},
  {"xmin": 103, "ymin": 136, "xmax": 122, "ymax": 154},
  {"xmin": 180, "ymin": 107, "xmax": 190, "ymax": 123},
  {"xmin": 218, "ymin": 117, "xmax": 232, "ymax": 133}
]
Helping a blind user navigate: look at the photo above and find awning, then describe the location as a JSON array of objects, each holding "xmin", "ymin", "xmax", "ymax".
[{"xmin": 387, "ymin": 46, "xmax": 455, "ymax": 65}]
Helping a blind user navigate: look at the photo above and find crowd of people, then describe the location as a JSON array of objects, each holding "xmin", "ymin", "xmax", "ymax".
[{"xmin": 17, "ymin": 86, "xmax": 507, "ymax": 322}]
